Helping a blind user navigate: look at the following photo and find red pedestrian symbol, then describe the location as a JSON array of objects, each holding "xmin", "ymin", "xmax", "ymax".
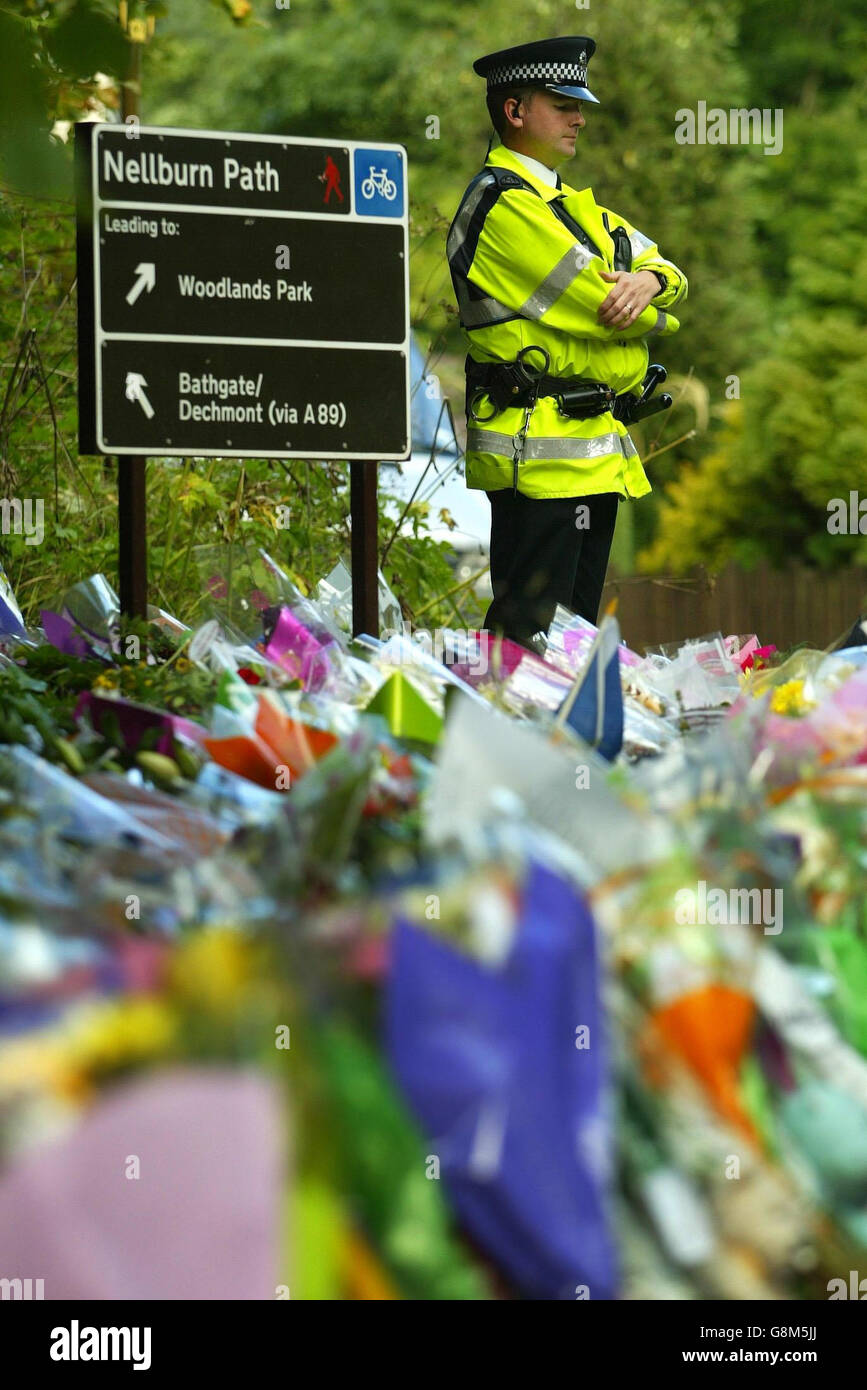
[{"xmin": 319, "ymin": 155, "xmax": 343, "ymax": 205}]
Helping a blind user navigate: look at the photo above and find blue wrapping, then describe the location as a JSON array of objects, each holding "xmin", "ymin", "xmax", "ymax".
[
  {"xmin": 560, "ymin": 614, "xmax": 624, "ymax": 762},
  {"xmin": 386, "ymin": 858, "xmax": 619, "ymax": 1299}
]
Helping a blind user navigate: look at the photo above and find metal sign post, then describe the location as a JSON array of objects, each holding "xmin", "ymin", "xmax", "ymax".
[
  {"xmin": 75, "ymin": 122, "xmax": 411, "ymax": 634},
  {"xmin": 350, "ymin": 460, "xmax": 379, "ymax": 637},
  {"xmin": 117, "ymin": 43, "xmax": 147, "ymax": 618},
  {"xmin": 117, "ymin": 457, "xmax": 147, "ymax": 618}
]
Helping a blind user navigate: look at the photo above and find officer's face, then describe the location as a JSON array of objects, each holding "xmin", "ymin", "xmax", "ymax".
[{"xmin": 505, "ymin": 89, "xmax": 586, "ymax": 164}]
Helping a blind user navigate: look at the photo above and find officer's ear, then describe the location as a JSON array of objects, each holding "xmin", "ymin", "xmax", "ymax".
[
  {"xmin": 501, "ymin": 95, "xmax": 522, "ymax": 129},
  {"xmin": 504, "ymin": 90, "xmax": 534, "ymax": 129}
]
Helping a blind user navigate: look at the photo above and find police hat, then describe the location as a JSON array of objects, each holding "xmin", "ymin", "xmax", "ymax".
[{"xmin": 474, "ymin": 36, "xmax": 600, "ymax": 104}]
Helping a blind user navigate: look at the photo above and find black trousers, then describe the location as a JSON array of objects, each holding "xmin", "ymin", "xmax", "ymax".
[{"xmin": 484, "ymin": 489, "xmax": 620, "ymax": 648}]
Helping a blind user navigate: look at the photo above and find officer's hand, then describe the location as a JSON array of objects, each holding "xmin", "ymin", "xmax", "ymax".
[{"xmin": 597, "ymin": 271, "xmax": 660, "ymax": 328}]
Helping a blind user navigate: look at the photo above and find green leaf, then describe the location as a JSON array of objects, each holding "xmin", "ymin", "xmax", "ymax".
[{"xmin": 43, "ymin": 0, "xmax": 130, "ymax": 80}]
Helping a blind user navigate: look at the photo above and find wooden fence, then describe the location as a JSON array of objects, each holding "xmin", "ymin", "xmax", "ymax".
[{"xmin": 601, "ymin": 563, "xmax": 867, "ymax": 655}]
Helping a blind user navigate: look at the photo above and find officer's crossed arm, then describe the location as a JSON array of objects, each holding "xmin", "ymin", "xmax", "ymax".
[
  {"xmin": 597, "ymin": 205, "xmax": 689, "ymax": 314},
  {"xmin": 467, "ymin": 186, "xmax": 682, "ymax": 341},
  {"xmin": 597, "ymin": 269, "xmax": 665, "ymax": 329}
]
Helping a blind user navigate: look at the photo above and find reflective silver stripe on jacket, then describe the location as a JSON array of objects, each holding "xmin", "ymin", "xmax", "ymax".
[
  {"xmin": 458, "ymin": 286, "xmax": 516, "ymax": 328},
  {"xmin": 646, "ymin": 310, "xmax": 668, "ymax": 336},
  {"xmin": 629, "ymin": 228, "xmax": 655, "ymax": 258},
  {"xmin": 446, "ymin": 175, "xmax": 493, "ymax": 261},
  {"xmin": 629, "ymin": 235, "xmax": 684, "ymax": 293},
  {"xmin": 467, "ymin": 428, "xmax": 638, "ymax": 461},
  {"xmin": 519, "ymin": 243, "xmax": 595, "ymax": 318},
  {"xmin": 448, "ymin": 174, "xmax": 516, "ymax": 328}
]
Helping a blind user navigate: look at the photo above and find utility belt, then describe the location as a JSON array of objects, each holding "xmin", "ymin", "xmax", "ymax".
[{"xmin": 466, "ymin": 346, "xmax": 673, "ymax": 426}]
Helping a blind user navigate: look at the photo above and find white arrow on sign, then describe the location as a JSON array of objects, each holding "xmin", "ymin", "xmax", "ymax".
[
  {"xmin": 125, "ymin": 371, "xmax": 155, "ymax": 419},
  {"xmin": 125, "ymin": 262, "xmax": 156, "ymax": 306}
]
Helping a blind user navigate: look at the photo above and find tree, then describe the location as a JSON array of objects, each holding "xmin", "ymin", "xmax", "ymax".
[
  {"xmin": 641, "ymin": 91, "xmax": 867, "ymax": 573},
  {"xmin": 0, "ymin": 0, "xmax": 458, "ymax": 628},
  {"xmin": 0, "ymin": 1, "xmax": 256, "ymax": 197}
]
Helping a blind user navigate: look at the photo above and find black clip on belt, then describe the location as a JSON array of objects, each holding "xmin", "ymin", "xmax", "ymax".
[
  {"xmin": 467, "ymin": 352, "xmax": 674, "ymax": 425},
  {"xmin": 617, "ymin": 364, "xmax": 673, "ymax": 424},
  {"xmin": 468, "ymin": 345, "xmax": 551, "ymax": 421}
]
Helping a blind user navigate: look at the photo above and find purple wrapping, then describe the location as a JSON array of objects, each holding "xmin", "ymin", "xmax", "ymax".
[
  {"xmin": 75, "ymin": 691, "xmax": 206, "ymax": 755},
  {"xmin": 386, "ymin": 858, "xmax": 619, "ymax": 1300},
  {"xmin": 41, "ymin": 610, "xmax": 96, "ymax": 658},
  {"xmin": 264, "ymin": 606, "xmax": 332, "ymax": 689}
]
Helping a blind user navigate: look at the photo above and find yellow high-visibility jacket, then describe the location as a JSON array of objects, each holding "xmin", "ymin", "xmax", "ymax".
[{"xmin": 447, "ymin": 143, "xmax": 688, "ymax": 499}]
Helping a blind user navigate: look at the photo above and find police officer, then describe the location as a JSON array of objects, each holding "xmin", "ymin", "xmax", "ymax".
[{"xmin": 447, "ymin": 35, "xmax": 688, "ymax": 648}]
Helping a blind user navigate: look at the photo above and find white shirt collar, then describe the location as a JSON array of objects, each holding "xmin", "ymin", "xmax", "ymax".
[{"xmin": 508, "ymin": 149, "xmax": 559, "ymax": 188}]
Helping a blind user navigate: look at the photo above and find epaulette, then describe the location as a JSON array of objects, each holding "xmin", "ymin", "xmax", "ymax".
[{"xmin": 486, "ymin": 167, "xmax": 535, "ymax": 192}]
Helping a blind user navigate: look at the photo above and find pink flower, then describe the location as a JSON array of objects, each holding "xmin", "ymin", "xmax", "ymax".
[{"xmin": 741, "ymin": 644, "xmax": 777, "ymax": 672}]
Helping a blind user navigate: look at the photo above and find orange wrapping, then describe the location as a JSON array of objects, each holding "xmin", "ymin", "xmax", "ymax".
[
  {"xmin": 202, "ymin": 733, "xmax": 284, "ymax": 790},
  {"xmin": 649, "ymin": 984, "xmax": 759, "ymax": 1143},
  {"xmin": 254, "ymin": 696, "xmax": 338, "ymax": 781},
  {"xmin": 339, "ymin": 1226, "xmax": 400, "ymax": 1301}
]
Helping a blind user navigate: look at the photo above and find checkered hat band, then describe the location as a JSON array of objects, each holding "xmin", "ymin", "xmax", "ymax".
[{"xmin": 487, "ymin": 60, "xmax": 588, "ymax": 88}]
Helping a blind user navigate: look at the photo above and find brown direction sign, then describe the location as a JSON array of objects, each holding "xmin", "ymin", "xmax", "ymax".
[{"xmin": 76, "ymin": 124, "xmax": 411, "ymax": 460}]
